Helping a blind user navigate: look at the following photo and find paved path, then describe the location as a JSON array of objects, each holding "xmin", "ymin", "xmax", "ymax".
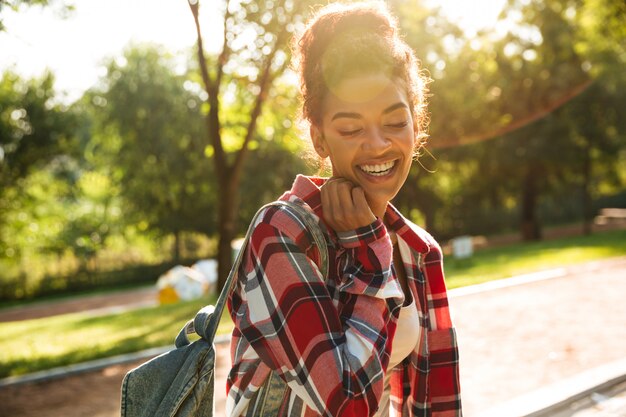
[
  {"xmin": 1, "ymin": 258, "xmax": 625, "ymax": 416},
  {"xmin": 452, "ymin": 258, "xmax": 626, "ymax": 416}
]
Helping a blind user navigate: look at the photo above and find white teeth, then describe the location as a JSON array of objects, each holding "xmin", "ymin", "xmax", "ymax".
[{"xmin": 359, "ymin": 160, "xmax": 396, "ymax": 176}]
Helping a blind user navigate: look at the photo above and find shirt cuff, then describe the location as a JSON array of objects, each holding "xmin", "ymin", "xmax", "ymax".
[{"xmin": 336, "ymin": 218, "xmax": 387, "ymax": 248}]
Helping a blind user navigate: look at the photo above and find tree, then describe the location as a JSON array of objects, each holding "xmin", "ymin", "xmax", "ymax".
[
  {"xmin": 222, "ymin": 72, "xmax": 310, "ymax": 229},
  {"xmin": 187, "ymin": 0, "xmax": 317, "ymax": 290},
  {"xmin": 0, "ymin": 70, "xmax": 76, "ymax": 252},
  {"xmin": 484, "ymin": 0, "xmax": 624, "ymax": 240},
  {"xmin": 0, "ymin": 70, "xmax": 76, "ymax": 187},
  {"xmin": 93, "ymin": 46, "xmax": 215, "ymax": 262},
  {"xmin": 575, "ymin": 0, "xmax": 626, "ymax": 90},
  {"xmin": 573, "ymin": 0, "xmax": 626, "ymax": 233},
  {"xmin": 392, "ymin": 0, "xmax": 625, "ymax": 240}
]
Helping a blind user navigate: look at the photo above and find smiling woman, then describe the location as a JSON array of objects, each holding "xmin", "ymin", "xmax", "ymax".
[{"xmin": 224, "ymin": 2, "xmax": 462, "ymax": 417}]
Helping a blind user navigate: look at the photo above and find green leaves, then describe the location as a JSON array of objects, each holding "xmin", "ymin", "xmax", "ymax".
[
  {"xmin": 393, "ymin": 0, "xmax": 625, "ymax": 240},
  {"xmin": 0, "ymin": 70, "xmax": 77, "ymax": 186}
]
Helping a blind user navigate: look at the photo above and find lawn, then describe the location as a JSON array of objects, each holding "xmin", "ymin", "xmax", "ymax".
[
  {"xmin": 443, "ymin": 229, "xmax": 626, "ymax": 288},
  {"xmin": 1, "ymin": 229, "xmax": 624, "ymax": 379},
  {"xmin": 0, "ymin": 297, "xmax": 234, "ymax": 379}
]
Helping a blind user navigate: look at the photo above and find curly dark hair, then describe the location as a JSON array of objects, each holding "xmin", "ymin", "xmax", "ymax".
[{"xmin": 294, "ymin": 1, "xmax": 431, "ymax": 152}]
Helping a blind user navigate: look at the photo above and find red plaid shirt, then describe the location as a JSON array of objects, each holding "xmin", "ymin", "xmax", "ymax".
[{"xmin": 226, "ymin": 175, "xmax": 462, "ymax": 416}]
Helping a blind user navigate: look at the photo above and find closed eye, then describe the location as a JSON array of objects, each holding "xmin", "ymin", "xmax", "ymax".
[
  {"xmin": 386, "ymin": 121, "xmax": 409, "ymax": 129},
  {"xmin": 338, "ymin": 128, "xmax": 362, "ymax": 137}
]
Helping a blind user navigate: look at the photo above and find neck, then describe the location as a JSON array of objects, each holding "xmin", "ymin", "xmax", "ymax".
[{"xmin": 371, "ymin": 201, "xmax": 388, "ymax": 221}]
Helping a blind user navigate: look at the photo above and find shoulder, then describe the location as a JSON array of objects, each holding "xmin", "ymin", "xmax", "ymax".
[
  {"xmin": 402, "ymin": 219, "xmax": 443, "ymax": 262},
  {"xmin": 251, "ymin": 199, "xmax": 319, "ymax": 249}
]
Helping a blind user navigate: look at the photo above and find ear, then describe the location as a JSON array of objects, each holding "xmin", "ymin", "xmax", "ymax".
[{"xmin": 310, "ymin": 125, "xmax": 329, "ymax": 158}]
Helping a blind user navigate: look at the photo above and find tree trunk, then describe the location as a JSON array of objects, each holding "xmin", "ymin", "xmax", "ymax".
[
  {"xmin": 188, "ymin": 0, "xmax": 292, "ymax": 292},
  {"xmin": 424, "ymin": 211, "xmax": 435, "ymax": 235},
  {"xmin": 582, "ymin": 141, "xmax": 593, "ymax": 235},
  {"xmin": 216, "ymin": 175, "xmax": 240, "ymax": 292},
  {"xmin": 173, "ymin": 230, "xmax": 181, "ymax": 263},
  {"xmin": 521, "ymin": 166, "xmax": 542, "ymax": 241},
  {"xmin": 217, "ymin": 222, "xmax": 234, "ymax": 292}
]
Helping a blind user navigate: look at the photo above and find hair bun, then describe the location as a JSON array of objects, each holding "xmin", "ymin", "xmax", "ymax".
[{"xmin": 298, "ymin": 2, "xmax": 396, "ymax": 69}]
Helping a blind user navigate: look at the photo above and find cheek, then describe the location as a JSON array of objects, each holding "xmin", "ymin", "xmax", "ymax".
[
  {"xmin": 399, "ymin": 137, "xmax": 416, "ymax": 172},
  {"xmin": 399, "ymin": 134, "xmax": 416, "ymax": 157},
  {"xmin": 328, "ymin": 152, "xmax": 351, "ymax": 175},
  {"xmin": 327, "ymin": 140, "xmax": 352, "ymax": 159}
]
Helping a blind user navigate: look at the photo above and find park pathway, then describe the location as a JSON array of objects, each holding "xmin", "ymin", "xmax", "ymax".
[
  {"xmin": 0, "ymin": 286, "xmax": 157, "ymax": 322},
  {"xmin": 452, "ymin": 257, "xmax": 626, "ymax": 415},
  {"xmin": 1, "ymin": 257, "xmax": 625, "ymax": 416}
]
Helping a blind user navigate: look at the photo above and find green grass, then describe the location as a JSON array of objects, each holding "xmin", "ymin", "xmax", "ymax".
[
  {"xmin": 444, "ymin": 229, "xmax": 626, "ymax": 288},
  {"xmin": 0, "ymin": 297, "xmax": 234, "ymax": 379},
  {"xmin": 1, "ymin": 229, "xmax": 624, "ymax": 379}
]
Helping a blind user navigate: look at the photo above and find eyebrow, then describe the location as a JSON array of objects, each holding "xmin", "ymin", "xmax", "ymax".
[
  {"xmin": 382, "ymin": 102, "xmax": 409, "ymax": 115},
  {"xmin": 331, "ymin": 102, "xmax": 409, "ymax": 121}
]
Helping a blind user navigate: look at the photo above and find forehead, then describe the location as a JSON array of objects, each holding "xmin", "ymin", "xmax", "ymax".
[{"xmin": 323, "ymin": 73, "xmax": 409, "ymax": 117}]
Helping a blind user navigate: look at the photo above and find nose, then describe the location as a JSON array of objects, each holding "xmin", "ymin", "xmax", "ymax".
[{"xmin": 362, "ymin": 127, "xmax": 391, "ymax": 153}]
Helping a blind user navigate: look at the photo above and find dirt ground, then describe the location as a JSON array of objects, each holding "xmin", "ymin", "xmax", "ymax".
[
  {"xmin": 0, "ymin": 360, "xmax": 144, "ymax": 417},
  {"xmin": 454, "ymin": 258, "xmax": 626, "ymax": 415},
  {"xmin": 0, "ymin": 287, "xmax": 157, "ymax": 322},
  {"xmin": 1, "ymin": 257, "xmax": 625, "ymax": 417},
  {"xmin": 0, "ymin": 345, "xmax": 231, "ymax": 417}
]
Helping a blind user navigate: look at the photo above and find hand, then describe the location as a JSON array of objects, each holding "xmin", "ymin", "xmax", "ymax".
[{"xmin": 320, "ymin": 177, "xmax": 377, "ymax": 232}]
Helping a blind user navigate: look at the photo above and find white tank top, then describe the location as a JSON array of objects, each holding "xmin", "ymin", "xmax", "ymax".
[{"xmin": 373, "ymin": 296, "xmax": 421, "ymax": 417}]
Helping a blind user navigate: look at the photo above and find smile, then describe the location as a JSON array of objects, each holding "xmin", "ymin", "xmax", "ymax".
[{"xmin": 358, "ymin": 160, "xmax": 397, "ymax": 176}]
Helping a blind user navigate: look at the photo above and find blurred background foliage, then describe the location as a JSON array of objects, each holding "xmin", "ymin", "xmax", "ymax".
[{"xmin": 0, "ymin": 0, "xmax": 624, "ymax": 301}]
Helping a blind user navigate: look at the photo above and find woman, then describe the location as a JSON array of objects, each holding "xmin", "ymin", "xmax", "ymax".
[{"xmin": 226, "ymin": 2, "xmax": 462, "ymax": 416}]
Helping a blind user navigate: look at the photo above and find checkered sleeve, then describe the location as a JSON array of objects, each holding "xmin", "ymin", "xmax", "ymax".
[
  {"xmin": 237, "ymin": 211, "xmax": 403, "ymax": 416},
  {"xmin": 335, "ymin": 220, "xmax": 405, "ymax": 299}
]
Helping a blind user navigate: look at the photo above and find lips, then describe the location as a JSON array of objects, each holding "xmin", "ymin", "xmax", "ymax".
[{"xmin": 358, "ymin": 160, "xmax": 397, "ymax": 176}]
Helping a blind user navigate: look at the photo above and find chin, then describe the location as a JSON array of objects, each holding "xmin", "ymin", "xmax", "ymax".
[{"xmin": 364, "ymin": 188, "xmax": 398, "ymax": 207}]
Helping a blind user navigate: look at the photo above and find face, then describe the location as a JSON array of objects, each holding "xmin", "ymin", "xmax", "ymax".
[{"xmin": 311, "ymin": 73, "xmax": 416, "ymax": 215}]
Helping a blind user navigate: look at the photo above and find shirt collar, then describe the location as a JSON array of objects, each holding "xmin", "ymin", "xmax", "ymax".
[
  {"xmin": 284, "ymin": 175, "xmax": 431, "ymax": 254},
  {"xmin": 384, "ymin": 204, "xmax": 431, "ymax": 254},
  {"xmin": 281, "ymin": 174, "xmax": 325, "ymax": 216}
]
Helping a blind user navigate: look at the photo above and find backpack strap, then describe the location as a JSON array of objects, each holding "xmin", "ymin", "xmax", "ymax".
[{"xmin": 176, "ymin": 200, "xmax": 328, "ymax": 346}]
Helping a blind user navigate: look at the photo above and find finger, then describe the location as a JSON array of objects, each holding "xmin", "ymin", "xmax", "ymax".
[
  {"xmin": 321, "ymin": 177, "xmax": 341, "ymax": 224},
  {"xmin": 323, "ymin": 177, "xmax": 349, "ymax": 204},
  {"xmin": 351, "ymin": 186, "xmax": 367, "ymax": 210},
  {"xmin": 336, "ymin": 181, "xmax": 355, "ymax": 215},
  {"xmin": 321, "ymin": 177, "xmax": 360, "ymax": 231},
  {"xmin": 326, "ymin": 179, "xmax": 352, "ymax": 228},
  {"xmin": 327, "ymin": 179, "xmax": 346, "ymax": 224},
  {"xmin": 324, "ymin": 176, "xmax": 344, "ymax": 188},
  {"xmin": 352, "ymin": 187, "xmax": 376, "ymax": 222},
  {"xmin": 321, "ymin": 180, "xmax": 334, "ymax": 219}
]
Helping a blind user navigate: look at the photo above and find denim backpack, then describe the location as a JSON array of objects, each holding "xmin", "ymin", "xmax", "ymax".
[{"xmin": 120, "ymin": 200, "xmax": 328, "ymax": 417}]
